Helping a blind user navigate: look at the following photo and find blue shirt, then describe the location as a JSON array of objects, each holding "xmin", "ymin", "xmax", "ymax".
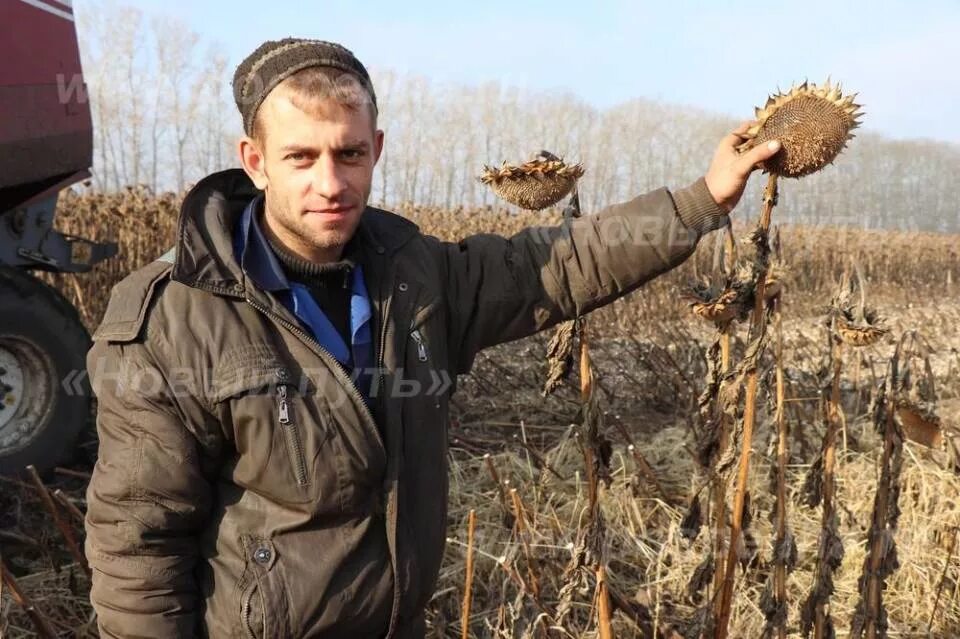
[{"xmin": 233, "ymin": 196, "xmax": 374, "ymax": 398}]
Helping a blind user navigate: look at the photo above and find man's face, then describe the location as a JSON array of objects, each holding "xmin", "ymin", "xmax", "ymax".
[{"xmin": 240, "ymin": 87, "xmax": 384, "ymax": 262}]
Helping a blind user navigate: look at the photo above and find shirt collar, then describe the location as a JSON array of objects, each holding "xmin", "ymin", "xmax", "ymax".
[
  {"xmin": 235, "ymin": 194, "xmax": 290, "ymax": 292},
  {"xmin": 350, "ymin": 267, "xmax": 372, "ymax": 339}
]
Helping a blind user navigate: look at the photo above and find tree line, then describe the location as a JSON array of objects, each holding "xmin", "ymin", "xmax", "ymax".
[{"xmin": 75, "ymin": 2, "xmax": 960, "ymax": 233}]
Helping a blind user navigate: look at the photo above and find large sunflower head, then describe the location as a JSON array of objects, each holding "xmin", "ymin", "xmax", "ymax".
[
  {"xmin": 737, "ymin": 79, "xmax": 863, "ymax": 178},
  {"xmin": 479, "ymin": 153, "xmax": 584, "ymax": 210}
]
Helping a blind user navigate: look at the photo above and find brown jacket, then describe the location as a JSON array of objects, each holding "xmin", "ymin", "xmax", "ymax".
[{"xmin": 84, "ymin": 168, "xmax": 726, "ymax": 638}]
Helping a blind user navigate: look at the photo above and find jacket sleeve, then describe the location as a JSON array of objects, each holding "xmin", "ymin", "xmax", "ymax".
[
  {"xmin": 84, "ymin": 330, "xmax": 213, "ymax": 638},
  {"xmin": 433, "ymin": 177, "xmax": 727, "ymax": 374}
]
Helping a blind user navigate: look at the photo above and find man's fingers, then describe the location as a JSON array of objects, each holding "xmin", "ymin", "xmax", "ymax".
[
  {"xmin": 721, "ymin": 120, "xmax": 754, "ymax": 148},
  {"xmin": 732, "ymin": 120, "xmax": 752, "ymax": 135},
  {"xmin": 735, "ymin": 139, "xmax": 780, "ymax": 175}
]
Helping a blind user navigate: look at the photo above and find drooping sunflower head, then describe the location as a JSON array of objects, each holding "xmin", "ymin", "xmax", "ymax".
[
  {"xmin": 737, "ymin": 79, "xmax": 863, "ymax": 178},
  {"xmin": 830, "ymin": 276, "xmax": 888, "ymax": 347},
  {"xmin": 683, "ymin": 277, "xmax": 751, "ymax": 327},
  {"xmin": 835, "ymin": 312, "xmax": 889, "ymax": 347},
  {"xmin": 480, "ymin": 153, "xmax": 585, "ymax": 210},
  {"xmin": 891, "ymin": 335, "xmax": 944, "ymax": 449}
]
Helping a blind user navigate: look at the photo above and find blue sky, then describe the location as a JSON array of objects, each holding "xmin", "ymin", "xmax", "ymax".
[{"xmin": 88, "ymin": 0, "xmax": 960, "ymax": 144}]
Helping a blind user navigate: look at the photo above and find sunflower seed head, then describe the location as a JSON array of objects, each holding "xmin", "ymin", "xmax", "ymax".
[
  {"xmin": 737, "ymin": 80, "xmax": 863, "ymax": 178},
  {"xmin": 479, "ymin": 155, "xmax": 585, "ymax": 210}
]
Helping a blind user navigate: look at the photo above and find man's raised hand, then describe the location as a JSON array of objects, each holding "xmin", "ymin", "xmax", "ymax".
[{"xmin": 704, "ymin": 120, "xmax": 781, "ymax": 213}]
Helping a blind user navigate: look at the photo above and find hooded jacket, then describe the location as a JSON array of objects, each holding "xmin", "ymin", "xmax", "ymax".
[{"xmin": 84, "ymin": 168, "xmax": 726, "ymax": 638}]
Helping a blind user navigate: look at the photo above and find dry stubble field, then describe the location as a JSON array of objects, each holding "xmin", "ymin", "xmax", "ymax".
[{"xmin": 1, "ymin": 188, "xmax": 958, "ymax": 638}]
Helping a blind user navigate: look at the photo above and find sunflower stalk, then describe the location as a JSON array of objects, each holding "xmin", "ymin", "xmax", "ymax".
[
  {"xmin": 710, "ymin": 226, "xmax": 739, "ymax": 615},
  {"xmin": 852, "ymin": 333, "xmax": 920, "ymax": 639},
  {"xmin": 802, "ymin": 323, "xmax": 845, "ymax": 639},
  {"xmin": 761, "ymin": 284, "xmax": 796, "ymax": 639},
  {"xmin": 543, "ymin": 180, "xmax": 583, "ymax": 396},
  {"xmin": 852, "ymin": 386, "xmax": 901, "ymax": 639},
  {"xmin": 578, "ymin": 323, "xmax": 615, "ymax": 639},
  {"xmin": 484, "ymin": 453, "xmax": 515, "ymax": 530},
  {"xmin": 928, "ymin": 526, "xmax": 959, "ymax": 635},
  {"xmin": 801, "ymin": 267, "xmax": 890, "ymax": 638},
  {"xmin": 510, "ymin": 488, "xmax": 544, "ymax": 606},
  {"xmin": 1, "ymin": 557, "xmax": 58, "ymax": 638},
  {"xmin": 26, "ymin": 464, "xmax": 90, "ymax": 578},
  {"xmin": 556, "ymin": 352, "xmax": 612, "ymax": 630},
  {"xmin": 499, "ymin": 151, "xmax": 613, "ymax": 636},
  {"xmin": 461, "ymin": 509, "xmax": 477, "ymax": 639},
  {"xmin": 715, "ymin": 173, "xmax": 779, "ymax": 639}
]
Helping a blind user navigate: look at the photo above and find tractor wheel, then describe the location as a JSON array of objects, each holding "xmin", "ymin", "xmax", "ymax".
[{"xmin": 0, "ymin": 267, "xmax": 91, "ymax": 475}]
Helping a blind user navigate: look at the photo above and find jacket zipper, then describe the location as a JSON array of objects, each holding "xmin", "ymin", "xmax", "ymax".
[
  {"xmin": 241, "ymin": 578, "xmax": 261, "ymax": 639},
  {"xmin": 186, "ymin": 234, "xmax": 417, "ymax": 639},
  {"xmin": 242, "ymin": 594, "xmax": 255, "ymax": 639},
  {"xmin": 370, "ymin": 285, "xmax": 392, "ymax": 406},
  {"xmin": 409, "ymin": 329, "xmax": 428, "ymax": 362},
  {"xmin": 244, "ymin": 276, "xmax": 403, "ymax": 638},
  {"xmin": 243, "ymin": 297, "xmax": 386, "ymax": 456},
  {"xmin": 276, "ymin": 383, "xmax": 307, "ymax": 486}
]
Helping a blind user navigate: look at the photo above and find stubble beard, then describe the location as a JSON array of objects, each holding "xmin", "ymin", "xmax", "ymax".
[{"xmin": 263, "ymin": 190, "xmax": 362, "ymax": 261}]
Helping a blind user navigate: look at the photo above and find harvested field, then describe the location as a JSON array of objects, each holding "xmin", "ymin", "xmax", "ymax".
[{"xmin": 2, "ymin": 190, "xmax": 958, "ymax": 638}]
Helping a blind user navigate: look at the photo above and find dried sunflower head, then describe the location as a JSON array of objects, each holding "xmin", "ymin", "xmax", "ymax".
[
  {"xmin": 835, "ymin": 315, "xmax": 889, "ymax": 347},
  {"xmin": 737, "ymin": 79, "xmax": 863, "ymax": 178},
  {"xmin": 893, "ymin": 339, "xmax": 944, "ymax": 449},
  {"xmin": 896, "ymin": 403, "xmax": 944, "ymax": 449},
  {"xmin": 829, "ymin": 272, "xmax": 888, "ymax": 346},
  {"xmin": 834, "ymin": 302, "xmax": 889, "ymax": 346},
  {"xmin": 891, "ymin": 340, "xmax": 947, "ymax": 450},
  {"xmin": 479, "ymin": 153, "xmax": 584, "ymax": 210},
  {"xmin": 684, "ymin": 278, "xmax": 750, "ymax": 327}
]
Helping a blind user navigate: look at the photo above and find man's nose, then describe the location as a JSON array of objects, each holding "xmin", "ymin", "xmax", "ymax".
[{"xmin": 311, "ymin": 156, "xmax": 349, "ymax": 200}]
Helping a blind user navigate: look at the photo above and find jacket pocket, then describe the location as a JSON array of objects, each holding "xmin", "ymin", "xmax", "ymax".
[
  {"xmin": 212, "ymin": 358, "xmax": 333, "ymax": 507},
  {"xmin": 408, "ymin": 298, "xmax": 442, "ymax": 365},
  {"xmin": 276, "ymin": 382, "xmax": 307, "ymax": 487},
  {"xmin": 409, "ymin": 328, "xmax": 429, "ymax": 363},
  {"xmin": 410, "ymin": 297, "xmax": 442, "ymax": 332}
]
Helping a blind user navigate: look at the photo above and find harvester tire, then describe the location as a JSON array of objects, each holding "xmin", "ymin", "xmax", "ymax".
[{"xmin": 0, "ymin": 267, "xmax": 91, "ymax": 475}]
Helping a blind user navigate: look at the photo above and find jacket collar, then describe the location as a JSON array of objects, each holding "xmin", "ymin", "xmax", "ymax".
[
  {"xmin": 236, "ymin": 194, "xmax": 287, "ymax": 292},
  {"xmin": 169, "ymin": 168, "xmax": 420, "ymax": 296}
]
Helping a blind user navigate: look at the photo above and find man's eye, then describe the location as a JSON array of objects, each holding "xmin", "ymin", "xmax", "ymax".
[
  {"xmin": 287, "ymin": 152, "xmax": 306, "ymax": 161},
  {"xmin": 341, "ymin": 149, "xmax": 364, "ymax": 160}
]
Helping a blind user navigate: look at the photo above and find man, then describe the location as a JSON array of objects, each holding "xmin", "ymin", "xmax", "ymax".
[{"xmin": 84, "ymin": 38, "xmax": 779, "ymax": 638}]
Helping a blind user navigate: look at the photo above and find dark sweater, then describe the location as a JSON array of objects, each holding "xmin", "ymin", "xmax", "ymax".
[{"xmin": 264, "ymin": 234, "xmax": 358, "ymax": 351}]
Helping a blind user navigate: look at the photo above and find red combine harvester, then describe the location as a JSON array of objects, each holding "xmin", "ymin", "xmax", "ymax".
[{"xmin": 0, "ymin": 0, "xmax": 116, "ymax": 473}]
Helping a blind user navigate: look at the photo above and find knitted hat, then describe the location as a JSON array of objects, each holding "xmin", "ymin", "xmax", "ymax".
[{"xmin": 232, "ymin": 38, "xmax": 377, "ymax": 135}]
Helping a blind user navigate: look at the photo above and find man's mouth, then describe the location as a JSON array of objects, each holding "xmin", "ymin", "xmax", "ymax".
[{"xmin": 305, "ymin": 206, "xmax": 353, "ymax": 216}]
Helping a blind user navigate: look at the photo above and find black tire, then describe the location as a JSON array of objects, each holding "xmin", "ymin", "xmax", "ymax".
[{"xmin": 0, "ymin": 266, "xmax": 91, "ymax": 475}]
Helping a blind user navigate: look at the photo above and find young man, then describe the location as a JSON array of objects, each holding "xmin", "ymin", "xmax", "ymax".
[{"xmin": 84, "ymin": 38, "xmax": 779, "ymax": 638}]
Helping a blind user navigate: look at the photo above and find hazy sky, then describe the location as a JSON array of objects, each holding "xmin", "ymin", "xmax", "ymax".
[{"xmin": 85, "ymin": 0, "xmax": 960, "ymax": 144}]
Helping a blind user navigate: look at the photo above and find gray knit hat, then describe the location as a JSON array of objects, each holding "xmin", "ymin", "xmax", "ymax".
[{"xmin": 232, "ymin": 38, "xmax": 377, "ymax": 135}]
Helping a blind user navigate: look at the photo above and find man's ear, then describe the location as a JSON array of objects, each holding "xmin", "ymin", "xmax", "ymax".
[
  {"xmin": 373, "ymin": 129, "xmax": 385, "ymax": 165},
  {"xmin": 238, "ymin": 136, "xmax": 269, "ymax": 190}
]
